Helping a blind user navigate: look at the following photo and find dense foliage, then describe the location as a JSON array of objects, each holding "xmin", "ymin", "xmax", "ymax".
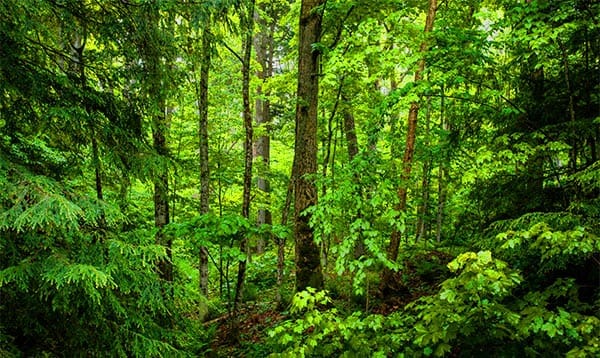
[{"xmin": 1, "ymin": 0, "xmax": 598, "ymax": 356}]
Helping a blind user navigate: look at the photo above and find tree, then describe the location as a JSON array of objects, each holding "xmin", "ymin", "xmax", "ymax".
[
  {"xmin": 234, "ymin": 0, "xmax": 256, "ymax": 312},
  {"xmin": 253, "ymin": 0, "xmax": 276, "ymax": 253},
  {"xmin": 139, "ymin": 3, "xmax": 173, "ymax": 286},
  {"xmin": 0, "ymin": 1, "xmax": 199, "ymax": 354},
  {"xmin": 2, "ymin": 0, "xmax": 599, "ymax": 355},
  {"xmin": 196, "ymin": 15, "xmax": 212, "ymax": 298},
  {"xmin": 294, "ymin": 0, "xmax": 326, "ymax": 292},
  {"xmin": 381, "ymin": 0, "xmax": 438, "ymax": 291}
]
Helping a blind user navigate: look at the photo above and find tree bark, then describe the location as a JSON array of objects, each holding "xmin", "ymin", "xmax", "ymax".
[
  {"xmin": 436, "ymin": 86, "xmax": 447, "ymax": 243},
  {"xmin": 253, "ymin": 4, "xmax": 274, "ymax": 253},
  {"xmin": 294, "ymin": 0, "xmax": 326, "ymax": 292},
  {"xmin": 234, "ymin": 0, "xmax": 256, "ymax": 312},
  {"xmin": 416, "ymin": 97, "xmax": 432, "ymax": 241},
  {"xmin": 139, "ymin": 6, "xmax": 173, "ymax": 286},
  {"xmin": 196, "ymin": 22, "xmax": 212, "ymax": 298},
  {"xmin": 436, "ymin": 163, "xmax": 447, "ymax": 243},
  {"xmin": 154, "ymin": 110, "xmax": 172, "ymax": 284},
  {"xmin": 381, "ymin": 0, "xmax": 437, "ymax": 291}
]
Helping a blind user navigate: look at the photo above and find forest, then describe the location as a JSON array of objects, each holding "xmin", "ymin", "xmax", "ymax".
[{"xmin": 0, "ymin": 0, "xmax": 599, "ymax": 356}]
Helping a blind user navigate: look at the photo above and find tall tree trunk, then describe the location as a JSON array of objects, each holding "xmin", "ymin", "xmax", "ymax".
[
  {"xmin": 416, "ymin": 96, "xmax": 432, "ymax": 241},
  {"xmin": 436, "ymin": 89, "xmax": 447, "ymax": 243},
  {"xmin": 234, "ymin": 0, "xmax": 256, "ymax": 313},
  {"xmin": 253, "ymin": 4, "xmax": 274, "ymax": 253},
  {"xmin": 148, "ymin": 108, "xmax": 171, "ymax": 289},
  {"xmin": 140, "ymin": 5, "xmax": 173, "ymax": 292},
  {"xmin": 381, "ymin": 0, "xmax": 437, "ymax": 291},
  {"xmin": 196, "ymin": 22, "xmax": 212, "ymax": 298},
  {"xmin": 130, "ymin": 3, "xmax": 173, "ymax": 287},
  {"xmin": 294, "ymin": 0, "xmax": 326, "ymax": 292},
  {"xmin": 154, "ymin": 108, "xmax": 172, "ymax": 284},
  {"xmin": 436, "ymin": 164, "xmax": 447, "ymax": 243}
]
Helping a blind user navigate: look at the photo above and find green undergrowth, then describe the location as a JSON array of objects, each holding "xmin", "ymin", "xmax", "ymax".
[{"xmin": 264, "ymin": 220, "xmax": 600, "ymax": 357}]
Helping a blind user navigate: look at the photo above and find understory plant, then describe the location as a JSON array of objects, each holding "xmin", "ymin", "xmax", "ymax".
[{"xmin": 268, "ymin": 244, "xmax": 599, "ymax": 357}]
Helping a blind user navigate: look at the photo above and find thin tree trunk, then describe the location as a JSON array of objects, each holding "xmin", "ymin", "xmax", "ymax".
[
  {"xmin": 416, "ymin": 159, "xmax": 431, "ymax": 241},
  {"xmin": 78, "ymin": 33, "xmax": 107, "ymax": 248},
  {"xmin": 253, "ymin": 5, "xmax": 273, "ymax": 253},
  {"xmin": 91, "ymin": 136, "xmax": 103, "ymax": 201},
  {"xmin": 171, "ymin": 121, "xmax": 186, "ymax": 221},
  {"xmin": 234, "ymin": 0, "xmax": 256, "ymax": 314},
  {"xmin": 436, "ymin": 165, "xmax": 447, "ymax": 243},
  {"xmin": 196, "ymin": 22, "xmax": 212, "ymax": 298},
  {"xmin": 71, "ymin": 30, "xmax": 105, "ymax": 212},
  {"xmin": 154, "ymin": 107, "xmax": 172, "ymax": 284},
  {"xmin": 416, "ymin": 97, "xmax": 432, "ymax": 241},
  {"xmin": 436, "ymin": 87, "xmax": 447, "ymax": 243},
  {"xmin": 294, "ymin": 0, "xmax": 326, "ymax": 292},
  {"xmin": 583, "ymin": 29, "xmax": 597, "ymax": 165},
  {"xmin": 381, "ymin": 0, "xmax": 437, "ymax": 291}
]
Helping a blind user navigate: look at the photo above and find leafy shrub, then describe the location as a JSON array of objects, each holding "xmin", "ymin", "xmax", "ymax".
[
  {"xmin": 406, "ymin": 251, "xmax": 523, "ymax": 356},
  {"xmin": 267, "ymin": 249, "xmax": 600, "ymax": 357},
  {"xmin": 268, "ymin": 288, "xmax": 397, "ymax": 357}
]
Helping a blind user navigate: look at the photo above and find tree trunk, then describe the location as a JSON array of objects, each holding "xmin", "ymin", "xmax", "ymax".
[
  {"xmin": 416, "ymin": 97, "xmax": 432, "ymax": 241},
  {"xmin": 294, "ymin": 0, "xmax": 326, "ymax": 292},
  {"xmin": 436, "ymin": 164, "xmax": 447, "ymax": 243},
  {"xmin": 381, "ymin": 0, "xmax": 437, "ymax": 291},
  {"xmin": 234, "ymin": 0, "xmax": 256, "ymax": 312},
  {"xmin": 436, "ymin": 88, "xmax": 447, "ymax": 243},
  {"xmin": 138, "ymin": 6, "xmax": 173, "ymax": 287},
  {"xmin": 91, "ymin": 133, "xmax": 103, "ymax": 202},
  {"xmin": 154, "ymin": 109, "xmax": 172, "ymax": 284},
  {"xmin": 253, "ymin": 5, "xmax": 274, "ymax": 253},
  {"xmin": 196, "ymin": 23, "xmax": 212, "ymax": 298}
]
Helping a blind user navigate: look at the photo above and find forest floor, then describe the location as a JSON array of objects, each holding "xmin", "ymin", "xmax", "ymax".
[
  {"xmin": 210, "ymin": 303, "xmax": 286, "ymax": 357},
  {"xmin": 209, "ymin": 250, "xmax": 454, "ymax": 356}
]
